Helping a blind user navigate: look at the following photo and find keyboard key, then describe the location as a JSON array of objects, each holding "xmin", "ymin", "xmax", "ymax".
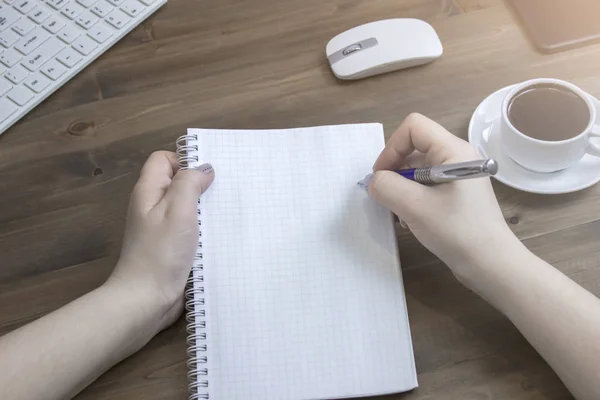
[
  {"xmin": 21, "ymin": 36, "xmax": 63, "ymax": 71},
  {"xmin": 75, "ymin": 10, "xmax": 96, "ymax": 29},
  {"xmin": 90, "ymin": 0, "xmax": 110, "ymax": 17},
  {"xmin": 138, "ymin": 0, "xmax": 154, "ymax": 5},
  {"xmin": 106, "ymin": 9, "xmax": 128, "ymax": 29},
  {"xmin": 7, "ymin": 84, "xmax": 34, "ymax": 104},
  {"xmin": 0, "ymin": 62, "xmax": 4, "ymax": 74},
  {"xmin": 14, "ymin": 0, "xmax": 35, "ymax": 14},
  {"xmin": 40, "ymin": 58, "xmax": 65, "ymax": 79},
  {"xmin": 3, "ymin": 0, "xmax": 17, "ymax": 5},
  {"xmin": 4, "ymin": 63, "xmax": 28, "ymax": 83},
  {"xmin": 106, "ymin": 0, "xmax": 123, "ymax": 6},
  {"xmin": 0, "ymin": 26, "xmax": 19, "ymax": 47},
  {"xmin": 120, "ymin": 0, "xmax": 142, "ymax": 17},
  {"xmin": 76, "ymin": 0, "xmax": 96, "ymax": 7},
  {"xmin": 15, "ymin": 27, "xmax": 50, "ymax": 54},
  {"xmin": 42, "ymin": 15, "xmax": 65, "ymax": 33},
  {"xmin": 0, "ymin": 76, "xmax": 12, "ymax": 95},
  {"xmin": 46, "ymin": 0, "xmax": 68, "ymax": 10},
  {"xmin": 56, "ymin": 21, "xmax": 79, "ymax": 43},
  {"xmin": 0, "ymin": 47, "xmax": 21, "ymax": 66},
  {"xmin": 87, "ymin": 21, "xmax": 110, "ymax": 43},
  {"xmin": 71, "ymin": 33, "xmax": 95, "ymax": 54},
  {"xmin": 11, "ymin": 16, "xmax": 35, "ymax": 35},
  {"xmin": 61, "ymin": 2, "xmax": 84, "ymax": 19},
  {"xmin": 23, "ymin": 72, "xmax": 49, "ymax": 92},
  {"xmin": 0, "ymin": 98, "xmax": 18, "ymax": 123},
  {"xmin": 56, "ymin": 45, "xmax": 80, "ymax": 66},
  {"xmin": 28, "ymin": 5, "xmax": 52, "ymax": 24},
  {"xmin": 0, "ymin": 6, "xmax": 21, "ymax": 32}
]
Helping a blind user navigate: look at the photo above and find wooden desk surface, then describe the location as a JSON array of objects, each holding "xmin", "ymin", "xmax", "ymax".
[{"xmin": 1, "ymin": 0, "xmax": 599, "ymax": 398}]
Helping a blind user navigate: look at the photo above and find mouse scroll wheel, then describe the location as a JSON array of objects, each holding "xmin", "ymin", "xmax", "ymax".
[{"xmin": 342, "ymin": 44, "xmax": 363, "ymax": 56}]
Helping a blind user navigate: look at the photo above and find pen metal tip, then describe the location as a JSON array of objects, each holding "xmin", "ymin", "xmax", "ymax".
[{"xmin": 357, "ymin": 173, "xmax": 374, "ymax": 191}]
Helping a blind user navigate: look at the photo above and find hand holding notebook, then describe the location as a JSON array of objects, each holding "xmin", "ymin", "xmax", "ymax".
[{"xmin": 111, "ymin": 151, "xmax": 216, "ymax": 331}]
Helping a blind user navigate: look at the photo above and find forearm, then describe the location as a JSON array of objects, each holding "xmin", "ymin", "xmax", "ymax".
[
  {"xmin": 0, "ymin": 280, "xmax": 164, "ymax": 400},
  {"xmin": 460, "ymin": 238, "xmax": 600, "ymax": 400}
]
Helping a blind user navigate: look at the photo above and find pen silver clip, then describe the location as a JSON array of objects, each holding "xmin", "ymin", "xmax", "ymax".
[{"xmin": 430, "ymin": 159, "xmax": 498, "ymax": 183}]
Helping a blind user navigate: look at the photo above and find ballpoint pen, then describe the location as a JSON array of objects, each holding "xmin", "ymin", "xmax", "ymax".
[{"xmin": 357, "ymin": 159, "xmax": 498, "ymax": 190}]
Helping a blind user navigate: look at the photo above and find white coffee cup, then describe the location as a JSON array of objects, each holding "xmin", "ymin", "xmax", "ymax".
[{"xmin": 500, "ymin": 78, "xmax": 600, "ymax": 173}]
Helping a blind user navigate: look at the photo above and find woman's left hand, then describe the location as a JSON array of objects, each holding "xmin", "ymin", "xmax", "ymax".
[{"xmin": 108, "ymin": 151, "xmax": 215, "ymax": 330}]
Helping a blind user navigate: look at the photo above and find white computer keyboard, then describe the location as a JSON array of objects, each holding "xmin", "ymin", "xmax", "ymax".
[{"xmin": 0, "ymin": 0, "xmax": 166, "ymax": 135}]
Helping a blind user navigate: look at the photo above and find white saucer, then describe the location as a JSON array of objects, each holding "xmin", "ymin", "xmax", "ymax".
[{"xmin": 468, "ymin": 85, "xmax": 600, "ymax": 194}]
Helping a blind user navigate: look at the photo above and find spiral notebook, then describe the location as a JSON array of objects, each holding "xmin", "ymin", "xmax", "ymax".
[{"xmin": 177, "ymin": 124, "xmax": 417, "ymax": 400}]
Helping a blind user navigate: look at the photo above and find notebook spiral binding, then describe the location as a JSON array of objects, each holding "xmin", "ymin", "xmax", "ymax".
[{"xmin": 177, "ymin": 135, "xmax": 210, "ymax": 400}]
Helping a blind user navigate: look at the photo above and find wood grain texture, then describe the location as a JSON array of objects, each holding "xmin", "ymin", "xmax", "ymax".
[{"xmin": 1, "ymin": 0, "xmax": 598, "ymax": 398}]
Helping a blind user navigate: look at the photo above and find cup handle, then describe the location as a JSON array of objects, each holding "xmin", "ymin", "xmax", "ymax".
[{"xmin": 588, "ymin": 126, "xmax": 600, "ymax": 156}]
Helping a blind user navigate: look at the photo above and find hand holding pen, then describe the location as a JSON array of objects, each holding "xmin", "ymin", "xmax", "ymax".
[{"xmin": 363, "ymin": 113, "xmax": 512, "ymax": 270}]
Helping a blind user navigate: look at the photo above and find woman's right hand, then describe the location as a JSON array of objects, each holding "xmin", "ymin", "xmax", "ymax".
[{"xmin": 368, "ymin": 113, "xmax": 519, "ymax": 280}]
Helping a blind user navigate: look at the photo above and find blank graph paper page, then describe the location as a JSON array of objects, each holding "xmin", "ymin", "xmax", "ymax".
[{"xmin": 187, "ymin": 124, "xmax": 417, "ymax": 400}]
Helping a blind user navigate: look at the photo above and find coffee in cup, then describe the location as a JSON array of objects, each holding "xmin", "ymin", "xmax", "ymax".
[{"xmin": 500, "ymin": 78, "xmax": 600, "ymax": 173}]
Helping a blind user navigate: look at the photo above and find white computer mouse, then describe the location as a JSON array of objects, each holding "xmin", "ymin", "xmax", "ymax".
[{"xmin": 326, "ymin": 19, "xmax": 443, "ymax": 80}]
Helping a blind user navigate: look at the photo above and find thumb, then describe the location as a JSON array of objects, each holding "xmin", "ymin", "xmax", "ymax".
[
  {"xmin": 368, "ymin": 170, "xmax": 428, "ymax": 221},
  {"xmin": 165, "ymin": 163, "xmax": 215, "ymax": 209}
]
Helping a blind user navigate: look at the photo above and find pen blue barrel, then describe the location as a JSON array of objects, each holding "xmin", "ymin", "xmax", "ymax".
[{"xmin": 396, "ymin": 168, "xmax": 416, "ymax": 180}]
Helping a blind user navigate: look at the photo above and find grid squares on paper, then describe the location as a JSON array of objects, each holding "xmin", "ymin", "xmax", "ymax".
[{"xmin": 186, "ymin": 124, "xmax": 417, "ymax": 400}]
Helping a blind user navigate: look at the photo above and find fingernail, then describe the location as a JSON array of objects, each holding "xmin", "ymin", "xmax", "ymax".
[{"xmin": 194, "ymin": 163, "xmax": 213, "ymax": 173}]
